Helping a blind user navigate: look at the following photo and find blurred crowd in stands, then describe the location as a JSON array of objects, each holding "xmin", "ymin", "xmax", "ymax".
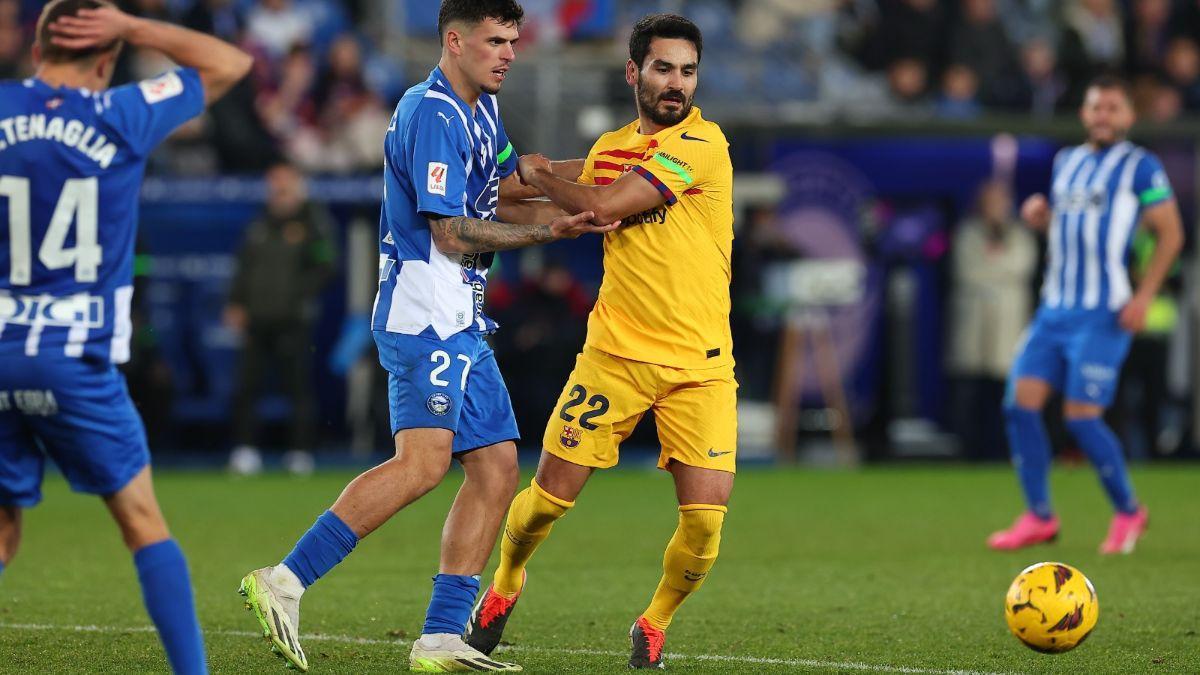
[
  {"xmin": 677, "ymin": 0, "xmax": 1200, "ymax": 121},
  {"xmin": 2, "ymin": 1, "xmax": 1200, "ymax": 179},
  {"xmin": 3, "ymin": 0, "xmax": 1194, "ymax": 460},
  {"xmin": 2, "ymin": 0, "xmax": 392, "ymax": 174}
]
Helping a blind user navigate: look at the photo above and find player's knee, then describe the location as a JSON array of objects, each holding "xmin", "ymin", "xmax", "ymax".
[
  {"xmin": 463, "ymin": 444, "xmax": 520, "ymax": 499},
  {"xmin": 1062, "ymin": 401, "xmax": 1104, "ymax": 421},
  {"xmin": 678, "ymin": 505, "xmax": 726, "ymax": 560},
  {"xmin": 1007, "ymin": 378, "xmax": 1050, "ymax": 412},
  {"xmin": 487, "ymin": 458, "xmax": 520, "ymax": 502},
  {"xmin": 407, "ymin": 457, "xmax": 450, "ymax": 495},
  {"xmin": 393, "ymin": 435, "xmax": 453, "ymax": 492},
  {"xmin": 528, "ymin": 478, "xmax": 574, "ymax": 519}
]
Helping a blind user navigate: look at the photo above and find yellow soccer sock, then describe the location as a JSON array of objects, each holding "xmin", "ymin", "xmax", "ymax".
[
  {"xmin": 642, "ymin": 504, "xmax": 726, "ymax": 631},
  {"xmin": 494, "ymin": 479, "xmax": 573, "ymax": 597}
]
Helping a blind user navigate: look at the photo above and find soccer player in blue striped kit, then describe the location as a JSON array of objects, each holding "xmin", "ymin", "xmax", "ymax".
[
  {"xmin": 238, "ymin": 1, "xmax": 612, "ymax": 672},
  {"xmin": 0, "ymin": 1, "xmax": 251, "ymax": 672},
  {"xmin": 988, "ymin": 75, "xmax": 1183, "ymax": 555}
]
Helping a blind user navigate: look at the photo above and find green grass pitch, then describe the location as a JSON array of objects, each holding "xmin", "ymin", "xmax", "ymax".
[{"xmin": 1, "ymin": 465, "xmax": 1198, "ymax": 673}]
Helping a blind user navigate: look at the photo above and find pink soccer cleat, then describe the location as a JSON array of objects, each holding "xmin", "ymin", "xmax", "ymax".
[
  {"xmin": 987, "ymin": 512, "xmax": 1060, "ymax": 550},
  {"xmin": 1099, "ymin": 505, "xmax": 1149, "ymax": 555}
]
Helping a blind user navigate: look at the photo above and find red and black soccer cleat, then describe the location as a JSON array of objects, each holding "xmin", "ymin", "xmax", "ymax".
[
  {"xmin": 629, "ymin": 616, "xmax": 666, "ymax": 670},
  {"xmin": 465, "ymin": 572, "xmax": 524, "ymax": 656}
]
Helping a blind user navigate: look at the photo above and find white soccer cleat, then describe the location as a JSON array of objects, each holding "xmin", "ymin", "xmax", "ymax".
[
  {"xmin": 239, "ymin": 566, "xmax": 308, "ymax": 671},
  {"xmin": 409, "ymin": 633, "xmax": 522, "ymax": 672}
]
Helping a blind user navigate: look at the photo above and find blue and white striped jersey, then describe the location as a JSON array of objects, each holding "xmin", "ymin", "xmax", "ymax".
[
  {"xmin": 0, "ymin": 70, "xmax": 205, "ymax": 363},
  {"xmin": 1041, "ymin": 141, "xmax": 1173, "ymax": 314},
  {"xmin": 372, "ymin": 67, "xmax": 518, "ymax": 340}
]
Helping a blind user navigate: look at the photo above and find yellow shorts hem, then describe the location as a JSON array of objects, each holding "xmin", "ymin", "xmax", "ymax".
[
  {"xmin": 656, "ymin": 449, "xmax": 737, "ymax": 474},
  {"xmin": 544, "ymin": 443, "xmax": 618, "ymax": 470}
]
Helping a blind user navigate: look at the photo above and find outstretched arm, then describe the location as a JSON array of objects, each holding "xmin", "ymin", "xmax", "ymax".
[
  {"xmin": 49, "ymin": 5, "xmax": 253, "ymax": 104},
  {"xmin": 521, "ymin": 154, "xmax": 663, "ymax": 226},
  {"xmin": 496, "ymin": 198, "xmax": 567, "ymax": 225},
  {"xmin": 498, "ymin": 159, "xmax": 586, "ymax": 201},
  {"xmin": 428, "ymin": 210, "xmax": 616, "ymax": 255}
]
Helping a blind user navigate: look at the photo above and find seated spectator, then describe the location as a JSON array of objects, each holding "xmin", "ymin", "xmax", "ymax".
[
  {"xmin": 0, "ymin": 0, "xmax": 24, "ymax": 79},
  {"xmin": 1125, "ymin": 0, "xmax": 1172, "ymax": 76},
  {"xmin": 888, "ymin": 57, "xmax": 930, "ymax": 105},
  {"xmin": 855, "ymin": 0, "xmax": 946, "ymax": 72},
  {"xmin": 937, "ymin": 64, "xmax": 983, "ymax": 119},
  {"xmin": 1163, "ymin": 36, "xmax": 1200, "ymax": 110},
  {"xmin": 1133, "ymin": 72, "xmax": 1184, "ymax": 122},
  {"xmin": 1062, "ymin": 0, "xmax": 1124, "ymax": 71},
  {"xmin": 948, "ymin": 0, "xmax": 1021, "ymax": 106},
  {"xmin": 247, "ymin": 0, "xmax": 315, "ymax": 62},
  {"xmin": 256, "ymin": 44, "xmax": 318, "ymax": 144},
  {"xmin": 289, "ymin": 33, "xmax": 389, "ymax": 173},
  {"xmin": 1016, "ymin": 36, "xmax": 1068, "ymax": 116}
]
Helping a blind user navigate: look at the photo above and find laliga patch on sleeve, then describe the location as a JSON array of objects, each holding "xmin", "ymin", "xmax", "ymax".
[
  {"xmin": 427, "ymin": 162, "xmax": 448, "ymax": 196},
  {"xmin": 138, "ymin": 71, "xmax": 184, "ymax": 104}
]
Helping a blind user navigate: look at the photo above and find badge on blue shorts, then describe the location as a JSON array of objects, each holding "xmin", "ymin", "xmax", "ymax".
[{"xmin": 426, "ymin": 392, "xmax": 453, "ymax": 416}]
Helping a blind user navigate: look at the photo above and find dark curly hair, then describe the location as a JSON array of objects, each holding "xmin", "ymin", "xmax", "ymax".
[{"xmin": 629, "ymin": 14, "xmax": 703, "ymax": 68}]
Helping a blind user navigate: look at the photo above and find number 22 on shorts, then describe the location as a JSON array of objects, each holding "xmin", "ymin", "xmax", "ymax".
[{"xmin": 558, "ymin": 384, "xmax": 610, "ymax": 431}]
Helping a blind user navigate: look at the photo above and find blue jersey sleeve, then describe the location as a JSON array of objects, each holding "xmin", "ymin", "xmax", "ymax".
[
  {"xmin": 407, "ymin": 102, "xmax": 470, "ymax": 219},
  {"xmin": 1133, "ymin": 153, "xmax": 1172, "ymax": 207},
  {"xmin": 103, "ymin": 68, "xmax": 205, "ymax": 157},
  {"xmin": 495, "ymin": 117, "xmax": 517, "ymax": 179}
]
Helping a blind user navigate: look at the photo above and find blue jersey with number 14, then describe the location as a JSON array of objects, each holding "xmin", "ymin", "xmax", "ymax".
[{"xmin": 0, "ymin": 69, "xmax": 204, "ymax": 364}]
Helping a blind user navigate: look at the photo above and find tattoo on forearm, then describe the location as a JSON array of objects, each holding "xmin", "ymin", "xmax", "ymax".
[{"xmin": 434, "ymin": 216, "xmax": 554, "ymax": 252}]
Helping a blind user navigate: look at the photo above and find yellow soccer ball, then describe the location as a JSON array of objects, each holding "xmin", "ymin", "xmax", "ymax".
[{"xmin": 1004, "ymin": 562, "xmax": 1099, "ymax": 653}]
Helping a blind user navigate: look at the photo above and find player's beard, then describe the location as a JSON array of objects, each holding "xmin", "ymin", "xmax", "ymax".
[
  {"xmin": 1088, "ymin": 128, "xmax": 1126, "ymax": 148},
  {"xmin": 637, "ymin": 78, "xmax": 693, "ymax": 127}
]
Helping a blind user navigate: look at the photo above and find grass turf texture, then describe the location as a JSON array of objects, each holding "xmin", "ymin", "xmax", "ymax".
[{"xmin": 1, "ymin": 466, "xmax": 1198, "ymax": 674}]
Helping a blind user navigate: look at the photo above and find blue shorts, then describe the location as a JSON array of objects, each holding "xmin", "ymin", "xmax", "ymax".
[
  {"xmin": 1009, "ymin": 309, "xmax": 1133, "ymax": 407},
  {"xmin": 0, "ymin": 357, "xmax": 150, "ymax": 507},
  {"xmin": 373, "ymin": 330, "xmax": 519, "ymax": 455}
]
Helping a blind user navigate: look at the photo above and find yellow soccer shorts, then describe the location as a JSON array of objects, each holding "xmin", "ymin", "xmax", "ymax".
[{"xmin": 542, "ymin": 346, "xmax": 738, "ymax": 472}]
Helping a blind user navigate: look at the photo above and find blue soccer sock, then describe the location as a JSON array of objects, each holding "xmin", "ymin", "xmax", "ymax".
[
  {"xmin": 1004, "ymin": 406, "xmax": 1054, "ymax": 519},
  {"xmin": 1065, "ymin": 417, "xmax": 1139, "ymax": 514},
  {"xmin": 0, "ymin": 559, "xmax": 6, "ymax": 578},
  {"xmin": 422, "ymin": 574, "xmax": 480, "ymax": 636},
  {"xmin": 282, "ymin": 510, "xmax": 359, "ymax": 588},
  {"xmin": 133, "ymin": 539, "xmax": 207, "ymax": 675}
]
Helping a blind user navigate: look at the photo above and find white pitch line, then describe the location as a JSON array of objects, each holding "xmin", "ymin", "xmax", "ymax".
[{"xmin": 0, "ymin": 622, "xmax": 1009, "ymax": 675}]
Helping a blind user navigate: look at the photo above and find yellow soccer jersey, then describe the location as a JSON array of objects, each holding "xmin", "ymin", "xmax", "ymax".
[{"xmin": 579, "ymin": 106, "xmax": 734, "ymax": 370}]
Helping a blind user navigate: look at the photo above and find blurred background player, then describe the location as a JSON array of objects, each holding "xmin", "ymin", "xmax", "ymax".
[
  {"xmin": 0, "ymin": 1, "xmax": 251, "ymax": 673},
  {"xmin": 465, "ymin": 14, "xmax": 736, "ymax": 670},
  {"xmin": 989, "ymin": 75, "xmax": 1183, "ymax": 555},
  {"xmin": 225, "ymin": 161, "xmax": 336, "ymax": 476},
  {"xmin": 236, "ymin": 1, "xmax": 614, "ymax": 672}
]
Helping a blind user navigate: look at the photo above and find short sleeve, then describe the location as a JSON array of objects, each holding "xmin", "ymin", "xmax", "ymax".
[
  {"xmin": 103, "ymin": 68, "xmax": 205, "ymax": 157},
  {"xmin": 1133, "ymin": 153, "xmax": 1172, "ymax": 207},
  {"xmin": 407, "ymin": 103, "xmax": 470, "ymax": 220},
  {"xmin": 577, "ymin": 138, "xmax": 605, "ymax": 186},
  {"xmin": 631, "ymin": 129, "xmax": 727, "ymax": 206}
]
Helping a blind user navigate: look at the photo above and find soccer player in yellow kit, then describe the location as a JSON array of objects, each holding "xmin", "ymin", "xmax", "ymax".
[{"xmin": 465, "ymin": 14, "xmax": 735, "ymax": 669}]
